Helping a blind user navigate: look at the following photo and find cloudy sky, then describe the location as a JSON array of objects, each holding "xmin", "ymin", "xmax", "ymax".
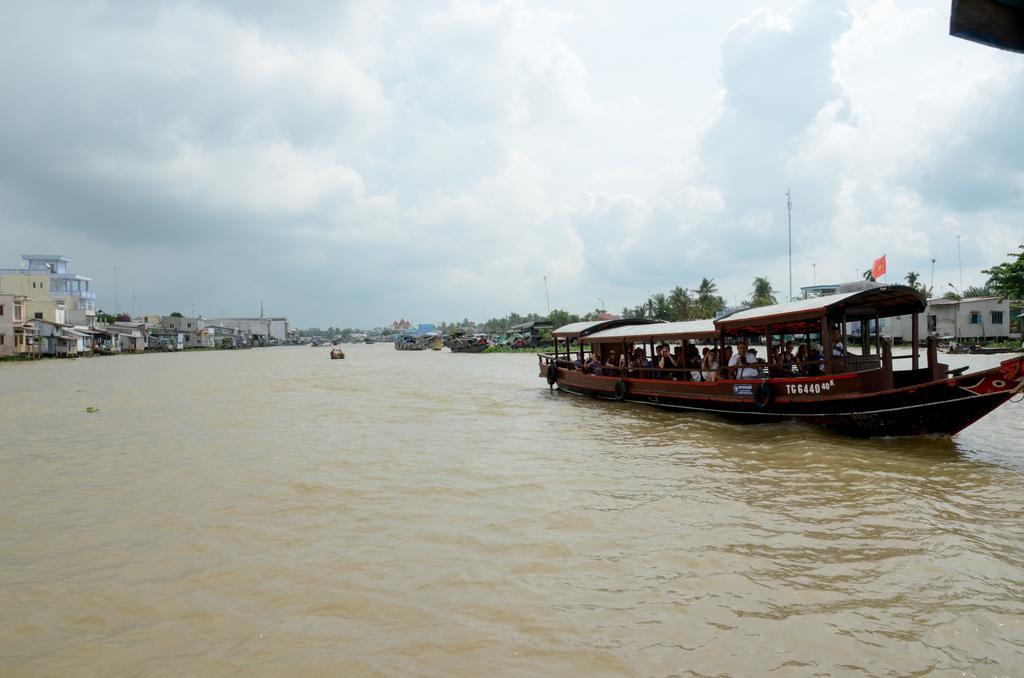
[{"xmin": 1, "ymin": 1, "xmax": 1021, "ymax": 327}]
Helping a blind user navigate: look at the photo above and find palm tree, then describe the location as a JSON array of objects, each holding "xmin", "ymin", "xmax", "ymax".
[
  {"xmin": 668, "ymin": 286, "xmax": 692, "ymax": 321},
  {"xmin": 863, "ymin": 269, "xmax": 876, "ymax": 282},
  {"xmin": 748, "ymin": 276, "xmax": 777, "ymax": 307},
  {"xmin": 651, "ymin": 292, "xmax": 670, "ymax": 320},
  {"xmin": 905, "ymin": 271, "xmax": 920, "ymax": 289},
  {"xmin": 695, "ymin": 277, "xmax": 723, "ymax": 318}
]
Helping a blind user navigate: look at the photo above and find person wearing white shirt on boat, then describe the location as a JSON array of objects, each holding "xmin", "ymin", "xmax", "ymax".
[
  {"xmin": 739, "ymin": 348, "xmax": 760, "ymax": 379},
  {"xmin": 728, "ymin": 341, "xmax": 747, "ymax": 379},
  {"xmin": 831, "ymin": 328, "xmax": 845, "ymax": 357}
]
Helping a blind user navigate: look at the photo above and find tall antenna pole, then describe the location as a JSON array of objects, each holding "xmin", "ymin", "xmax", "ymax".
[
  {"xmin": 114, "ymin": 266, "xmax": 119, "ymax": 315},
  {"xmin": 543, "ymin": 276, "xmax": 550, "ymax": 315},
  {"xmin": 813, "ymin": 262, "xmax": 817, "ymax": 286},
  {"xmin": 930, "ymin": 258, "xmax": 936, "ymax": 297},
  {"xmin": 132, "ymin": 287, "xmax": 136, "ymax": 318},
  {"xmin": 956, "ymin": 235, "xmax": 963, "ymax": 292},
  {"xmin": 787, "ymin": 188, "xmax": 793, "ymax": 302}
]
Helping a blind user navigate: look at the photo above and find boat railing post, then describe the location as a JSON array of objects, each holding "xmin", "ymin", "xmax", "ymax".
[
  {"xmin": 926, "ymin": 335, "xmax": 938, "ymax": 379},
  {"xmin": 821, "ymin": 316, "xmax": 832, "ymax": 375},
  {"xmin": 882, "ymin": 337, "xmax": 893, "ymax": 389},
  {"xmin": 682, "ymin": 338, "xmax": 689, "ymax": 381},
  {"xmin": 912, "ymin": 313, "xmax": 920, "ymax": 371}
]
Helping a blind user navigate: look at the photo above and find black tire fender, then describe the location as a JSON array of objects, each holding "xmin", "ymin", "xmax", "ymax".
[
  {"xmin": 546, "ymin": 363, "xmax": 558, "ymax": 386},
  {"xmin": 755, "ymin": 379, "xmax": 773, "ymax": 409},
  {"xmin": 613, "ymin": 378, "xmax": 628, "ymax": 401}
]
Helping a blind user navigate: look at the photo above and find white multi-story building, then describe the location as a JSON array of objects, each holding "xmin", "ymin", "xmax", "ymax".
[{"xmin": 0, "ymin": 254, "xmax": 96, "ymax": 325}]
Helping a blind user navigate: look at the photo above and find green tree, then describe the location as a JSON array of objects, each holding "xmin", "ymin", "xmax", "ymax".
[
  {"xmin": 651, "ymin": 292, "xmax": 670, "ymax": 320},
  {"xmin": 668, "ymin": 286, "xmax": 692, "ymax": 321},
  {"xmin": 983, "ymin": 245, "xmax": 1024, "ymax": 299},
  {"xmin": 963, "ymin": 285, "xmax": 993, "ymax": 298},
  {"xmin": 696, "ymin": 277, "xmax": 724, "ymax": 318},
  {"xmin": 748, "ymin": 276, "xmax": 777, "ymax": 307},
  {"xmin": 548, "ymin": 309, "xmax": 575, "ymax": 328},
  {"xmin": 863, "ymin": 269, "xmax": 876, "ymax": 282}
]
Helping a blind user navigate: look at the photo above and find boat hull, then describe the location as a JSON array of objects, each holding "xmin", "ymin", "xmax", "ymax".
[
  {"xmin": 543, "ymin": 356, "xmax": 1024, "ymax": 437},
  {"xmin": 448, "ymin": 343, "xmax": 488, "ymax": 353}
]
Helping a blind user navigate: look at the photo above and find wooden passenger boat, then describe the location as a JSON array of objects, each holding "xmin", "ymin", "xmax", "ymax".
[
  {"xmin": 538, "ymin": 287, "xmax": 1024, "ymax": 437},
  {"xmin": 394, "ymin": 334, "xmax": 442, "ymax": 351},
  {"xmin": 446, "ymin": 331, "xmax": 490, "ymax": 353},
  {"xmin": 394, "ymin": 336, "xmax": 430, "ymax": 351}
]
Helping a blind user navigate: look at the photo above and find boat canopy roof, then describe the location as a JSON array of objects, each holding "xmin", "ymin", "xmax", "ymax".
[
  {"xmin": 511, "ymin": 320, "xmax": 553, "ymax": 331},
  {"xmin": 716, "ymin": 286, "xmax": 926, "ymax": 335},
  {"xmin": 552, "ymin": 287, "xmax": 925, "ymax": 340},
  {"xmin": 585, "ymin": 319, "xmax": 717, "ymax": 344},
  {"xmin": 552, "ymin": 318, "xmax": 656, "ymax": 339}
]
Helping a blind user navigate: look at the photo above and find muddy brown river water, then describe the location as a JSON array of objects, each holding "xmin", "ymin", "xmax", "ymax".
[{"xmin": 2, "ymin": 345, "xmax": 1023, "ymax": 675}]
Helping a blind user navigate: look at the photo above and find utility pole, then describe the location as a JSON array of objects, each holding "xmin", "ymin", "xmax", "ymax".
[
  {"xmin": 930, "ymin": 258, "xmax": 936, "ymax": 297},
  {"xmin": 114, "ymin": 266, "xmax": 119, "ymax": 315},
  {"xmin": 787, "ymin": 188, "xmax": 793, "ymax": 302},
  {"xmin": 813, "ymin": 262, "xmax": 817, "ymax": 286},
  {"xmin": 543, "ymin": 276, "xmax": 550, "ymax": 315},
  {"xmin": 956, "ymin": 235, "xmax": 963, "ymax": 292},
  {"xmin": 132, "ymin": 287, "xmax": 136, "ymax": 318}
]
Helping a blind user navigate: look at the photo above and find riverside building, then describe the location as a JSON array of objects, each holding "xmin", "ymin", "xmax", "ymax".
[{"xmin": 0, "ymin": 255, "xmax": 96, "ymax": 325}]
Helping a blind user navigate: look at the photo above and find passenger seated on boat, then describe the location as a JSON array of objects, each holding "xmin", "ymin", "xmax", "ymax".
[
  {"xmin": 686, "ymin": 345, "xmax": 702, "ymax": 381},
  {"xmin": 807, "ymin": 345, "xmax": 824, "ymax": 376},
  {"xmin": 702, "ymin": 349, "xmax": 720, "ymax": 382},
  {"xmin": 721, "ymin": 346, "xmax": 733, "ymax": 379},
  {"xmin": 604, "ymin": 350, "xmax": 621, "ymax": 376},
  {"xmin": 782, "ymin": 342, "xmax": 795, "ymax": 374},
  {"xmin": 727, "ymin": 342, "xmax": 747, "ymax": 379},
  {"xmin": 831, "ymin": 328, "xmax": 845, "ymax": 357},
  {"xmin": 738, "ymin": 349, "xmax": 760, "ymax": 379},
  {"xmin": 672, "ymin": 346, "xmax": 686, "ymax": 379},
  {"xmin": 630, "ymin": 347, "xmax": 649, "ymax": 377},
  {"xmin": 654, "ymin": 344, "xmax": 675, "ymax": 379},
  {"xmin": 795, "ymin": 344, "xmax": 809, "ymax": 376},
  {"xmin": 586, "ymin": 353, "xmax": 603, "ymax": 375},
  {"xmin": 768, "ymin": 345, "xmax": 783, "ymax": 377}
]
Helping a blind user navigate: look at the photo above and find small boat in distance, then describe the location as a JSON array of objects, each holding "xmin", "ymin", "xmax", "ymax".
[
  {"xmin": 394, "ymin": 334, "xmax": 440, "ymax": 351},
  {"xmin": 538, "ymin": 287, "xmax": 1024, "ymax": 437},
  {"xmin": 969, "ymin": 345, "xmax": 1024, "ymax": 355},
  {"xmin": 446, "ymin": 330, "xmax": 489, "ymax": 353}
]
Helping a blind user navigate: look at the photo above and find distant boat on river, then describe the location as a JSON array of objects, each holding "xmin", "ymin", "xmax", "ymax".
[{"xmin": 446, "ymin": 330, "xmax": 489, "ymax": 353}]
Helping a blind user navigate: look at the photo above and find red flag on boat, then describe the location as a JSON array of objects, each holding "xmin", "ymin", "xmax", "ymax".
[{"xmin": 872, "ymin": 255, "xmax": 886, "ymax": 280}]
